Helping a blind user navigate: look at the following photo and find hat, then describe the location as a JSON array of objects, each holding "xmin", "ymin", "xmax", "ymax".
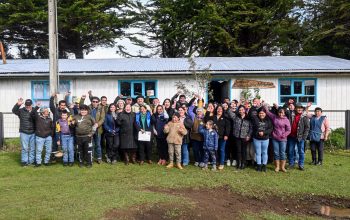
[
  {"xmin": 295, "ymin": 103, "xmax": 303, "ymax": 109},
  {"xmin": 126, "ymin": 96, "xmax": 132, "ymax": 100},
  {"xmin": 136, "ymin": 95, "xmax": 144, "ymax": 100},
  {"xmin": 79, "ymin": 104, "xmax": 89, "ymax": 110},
  {"xmin": 25, "ymin": 99, "xmax": 33, "ymax": 106},
  {"xmin": 173, "ymin": 112, "xmax": 180, "ymax": 118}
]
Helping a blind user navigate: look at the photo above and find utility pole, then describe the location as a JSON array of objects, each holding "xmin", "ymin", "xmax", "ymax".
[
  {"xmin": 48, "ymin": 0, "xmax": 59, "ymax": 96},
  {"xmin": 0, "ymin": 42, "xmax": 6, "ymax": 64}
]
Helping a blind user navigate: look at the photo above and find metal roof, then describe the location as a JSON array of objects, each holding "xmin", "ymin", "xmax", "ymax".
[{"xmin": 1, "ymin": 56, "xmax": 350, "ymax": 76}]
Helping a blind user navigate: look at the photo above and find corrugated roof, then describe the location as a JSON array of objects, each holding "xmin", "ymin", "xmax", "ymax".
[{"xmin": 1, "ymin": 56, "xmax": 350, "ymax": 75}]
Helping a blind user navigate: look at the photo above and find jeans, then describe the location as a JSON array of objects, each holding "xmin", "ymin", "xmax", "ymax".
[
  {"xmin": 192, "ymin": 140, "xmax": 203, "ymax": 163},
  {"xmin": 181, "ymin": 143, "xmax": 189, "ymax": 165},
  {"xmin": 36, "ymin": 136, "xmax": 52, "ymax": 164},
  {"xmin": 20, "ymin": 132, "xmax": 35, "ymax": 164},
  {"xmin": 93, "ymin": 132, "xmax": 102, "ymax": 160},
  {"xmin": 287, "ymin": 137, "xmax": 299, "ymax": 163},
  {"xmin": 253, "ymin": 138, "xmax": 269, "ymax": 165},
  {"xmin": 61, "ymin": 135, "xmax": 74, "ymax": 163},
  {"xmin": 203, "ymin": 149, "xmax": 216, "ymax": 165},
  {"xmin": 288, "ymin": 137, "xmax": 305, "ymax": 167},
  {"xmin": 218, "ymin": 139, "xmax": 226, "ymax": 165},
  {"xmin": 272, "ymin": 139, "xmax": 287, "ymax": 161}
]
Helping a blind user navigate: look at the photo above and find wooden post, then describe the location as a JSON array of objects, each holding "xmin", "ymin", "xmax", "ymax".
[
  {"xmin": 0, "ymin": 113, "xmax": 4, "ymax": 150},
  {"xmin": 48, "ymin": 0, "xmax": 59, "ymax": 96},
  {"xmin": 0, "ymin": 42, "xmax": 7, "ymax": 64}
]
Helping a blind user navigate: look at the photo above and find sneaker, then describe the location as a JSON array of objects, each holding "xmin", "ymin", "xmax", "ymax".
[
  {"xmin": 218, "ymin": 165, "xmax": 224, "ymax": 170},
  {"xmin": 288, "ymin": 164, "xmax": 294, "ymax": 169},
  {"xmin": 21, "ymin": 162, "xmax": 28, "ymax": 167},
  {"xmin": 298, "ymin": 166, "xmax": 304, "ymax": 171},
  {"xmin": 256, "ymin": 165, "xmax": 262, "ymax": 172},
  {"xmin": 106, "ymin": 158, "xmax": 111, "ymax": 164},
  {"xmin": 231, "ymin": 160, "xmax": 237, "ymax": 167},
  {"xmin": 112, "ymin": 160, "xmax": 117, "ymax": 165},
  {"xmin": 202, "ymin": 165, "xmax": 208, "ymax": 170},
  {"xmin": 262, "ymin": 165, "xmax": 267, "ymax": 172},
  {"xmin": 211, "ymin": 165, "xmax": 217, "ymax": 171},
  {"xmin": 79, "ymin": 163, "xmax": 84, "ymax": 168},
  {"xmin": 316, "ymin": 161, "xmax": 322, "ymax": 166},
  {"xmin": 194, "ymin": 162, "xmax": 199, "ymax": 167},
  {"xmin": 199, "ymin": 162, "xmax": 205, "ymax": 168},
  {"xmin": 63, "ymin": 163, "xmax": 68, "ymax": 167},
  {"xmin": 69, "ymin": 163, "xmax": 74, "ymax": 167},
  {"xmin": 96, "ymin": 159, "xmax": 102, "ymax": 164},
  {"xmin": 226, "ymin": 160, "xmax": 231, "ymax": 167}
]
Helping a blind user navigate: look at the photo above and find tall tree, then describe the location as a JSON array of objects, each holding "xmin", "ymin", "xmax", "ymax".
[{"xmin": 0, "ymin": 0, "xmax": 135, "ymax": 58}]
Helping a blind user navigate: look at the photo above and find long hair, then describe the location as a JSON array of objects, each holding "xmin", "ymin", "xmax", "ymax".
[{"xmin": 107, "ymin": 103, "xmax": 117, "ymax": 114}]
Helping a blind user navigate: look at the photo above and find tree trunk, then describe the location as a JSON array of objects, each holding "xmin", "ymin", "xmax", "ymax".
[{"xmin": 74, "ymin": 49, "xmax": 84, "ymax": 59}]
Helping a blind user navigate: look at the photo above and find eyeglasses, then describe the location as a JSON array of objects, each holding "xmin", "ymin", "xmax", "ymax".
[{"xmin": 92, "ymin": 101, "xmax": 99, "ymax": 103}]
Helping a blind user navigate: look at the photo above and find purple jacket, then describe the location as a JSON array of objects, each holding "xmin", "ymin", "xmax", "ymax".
[{"xmin": 266, "ymin": 110, "xmax": 291, "ymax": 141}]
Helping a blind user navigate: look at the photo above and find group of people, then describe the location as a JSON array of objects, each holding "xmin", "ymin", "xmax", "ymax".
[{"xmin": 12, "ymin": 90, "xmax": 330, "ymax": 172}]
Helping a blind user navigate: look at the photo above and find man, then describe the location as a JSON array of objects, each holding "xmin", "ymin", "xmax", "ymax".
[
  {"xmin": 171, "ymin": 92, "xmax": 188, "ymax": 109},
  {"xmin": 248, "ymin": 98, "xmax": 261, "ymax": 119},
  {"xmin": 131, "ymin": 95, "xmax": 151, "ymax": 113},
  {"xmin": 88, "ymin": 90, "xmax": 108, "ymax": 113},
  {"xmin": 288, "ymin": 103, "xmax": 310, "ymax": 170},
  {"xmin": 12, "ymin": 98, "xmax": 36, "ymax": 166},
  {"xmin": 80, "ymin": 95, "xmax": 105, "ymax": 163}
]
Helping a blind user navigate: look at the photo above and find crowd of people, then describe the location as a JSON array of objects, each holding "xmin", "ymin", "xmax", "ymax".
[{"xmin": 12, "ymin": 90, "xmax": 330, "ymax": 172}]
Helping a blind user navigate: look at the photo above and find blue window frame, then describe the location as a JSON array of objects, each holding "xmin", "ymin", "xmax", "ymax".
[
  {"xmin": 118, "ymin": 80, "xmax": 157, "ymax": 98},
  {"xmin": 278, "ymin": 78, "xmax": 317, "ymax": 104},
  {"xmin": 31, "ymin": 80, "xmax": 71, "ymax": 106}
]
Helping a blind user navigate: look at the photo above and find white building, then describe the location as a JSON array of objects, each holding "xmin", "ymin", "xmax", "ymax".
[{"xmin": 1, "ymin": 56, "xmax": 350, "ymax": 137}]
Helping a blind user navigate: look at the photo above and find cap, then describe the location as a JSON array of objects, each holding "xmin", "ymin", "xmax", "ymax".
[
  {"xmin": 136, "ymin": 95, "xmax": 144, "ymax": 100},
  {"xmin": 25, "ymin": 99, "xmax": 33, "ymax": 106},
  {"xmin": 295, "ymin": 103, "xmax": 303, "ymax": 108}
]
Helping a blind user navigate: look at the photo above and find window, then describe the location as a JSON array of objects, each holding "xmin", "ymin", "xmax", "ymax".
[
  {"xmin": 31, "ymin": 80, "xmax": 71, "ymax": 106},
  {"xmin": 119, "ymin": 80, "xmax": 157, "ymax": 98},
  {"xmin": 279, "ymin": 79, "xmax": 316, "ymax": 104}
]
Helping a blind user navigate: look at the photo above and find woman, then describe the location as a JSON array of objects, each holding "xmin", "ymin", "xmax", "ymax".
[
  {"xmin": 116, "ymin": 99, "xmax": 125, "ymax": 113},
  {"xmin": 134, "ymin": 105, "xmax": 153, "ymax": 165},
  {"xmin": 265, "ymin": 106, "xmax": 291, "ymax": 172},
  {"xmin": 117, "ymin": 104, "xmax": 137, "ymax": 165},
  {"xmin": 163, "ymin": 98, "xmax": 175, "ymax": 120},
  {"xmin": 213, "ymin": 105, "xmax": 230, "ymax": 170},
  {"xmin": 204, "ymin": 102, "xmax": 215, "ymax": 123},
  {"xmin": 103, "ymin": 103, "xmax": 120, "ymax": 164},
  {"xmin": 190, "ymin": 107, "xmax": 205, "ymax": 167},
  {"xmin": 151, "ymin": 105, "xmax": 169, "ymax": 165},
  {"xmin": 251, "ymin": 108, "xmax": 273, "ymax": 172},
  {"xmin": 178, "ymin": 106, "xmax": 193, "ymax": 166},
  {"xmin": 227, "ymin": 105, "xmax": 252, "ymax": 169}
]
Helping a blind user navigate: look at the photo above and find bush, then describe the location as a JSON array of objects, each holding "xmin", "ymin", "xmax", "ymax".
[
  {"xmin": 2, "ymin": 138, "xmax": 21, "ymax": 152},
  {"xmin": 325, "ymin": 128, "xmax": 345, "ymax": 150}
]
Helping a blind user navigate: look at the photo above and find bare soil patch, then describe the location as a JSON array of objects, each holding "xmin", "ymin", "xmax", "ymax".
[{"xmin": 104, "ymin": 186, "xmax": 350, "ymax": 220}]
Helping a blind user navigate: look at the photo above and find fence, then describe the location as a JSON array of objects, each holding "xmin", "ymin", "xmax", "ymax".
[{"xmin": 0, "ymin": 110, "xmax": 349, "ymax": 149}]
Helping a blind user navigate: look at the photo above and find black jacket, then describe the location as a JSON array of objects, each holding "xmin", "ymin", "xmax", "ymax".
[
  {"xmin": 31, "ymin": 107, "xmax": 54, "ymax": 138},
  {"xmin": 212, "ymin": 115, "xmax": 231, "ymax": 139},
  {"xmin": 12, "ymin": 104, "xmax": 35, "ymax": 134},
  {"xmin": 181, "ymin": 115, "xmax": 193, "ymax": 144},
  {"xmin": 251, "ymin": 116, "xmax": 273, "ymax": 140},
  {"xmin": 117, "ymin": 111, "xmax": 137, "ymax": 150}
]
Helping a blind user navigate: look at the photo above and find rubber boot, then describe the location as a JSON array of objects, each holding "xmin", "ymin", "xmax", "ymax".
[
  {"xmin": 280, "ymin": 160, "xmax": 287, "ymax": 172},
  {"xmin": 274, "ymin": 160, "xmax": 280, "ymax": 172},
  {"xmin": 131, "ymin": 152, "xmax": 137, "ymax": 164}
]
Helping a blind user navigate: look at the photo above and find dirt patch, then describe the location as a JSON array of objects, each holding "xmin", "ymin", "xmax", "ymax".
[{"xmin": 104, "ymin": 186, "xmax": 350, "ymax": 220}]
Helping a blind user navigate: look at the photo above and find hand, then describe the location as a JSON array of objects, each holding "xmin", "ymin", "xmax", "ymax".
[
  {"xmin": 94, "ymin": 123, "xmax": 99, "ymax": 128},
  {"xmin": 88, "ymin": 90, "xmax": 92, "ymax": 95},
  {"xmin": 57, "ymin": 141, "xmax": 60, "ymax": 146},
  {"xmin": 307, "ymin": 102, "xmax": 312, "ymax": 108},
  {"xmin": 36, "ymin": 101, "xmax": 41, "ymax": 107},
  {"xmin": 69, "ymin": 104, "xmax": 74, "ymax": 109},
  {"xmin": 119, "ymin": 94, "xmax": 124, "ymax": 97},
  {"xmin": 71, "ymin": 119, "xmax": 75, "ymax": 125},
  {"xmin": 52, "ymin": 92, "xmax": 57, "ymax": 97},
  {"xmin": 17, "ymin": 98, "xmax": 23, "ymax": 106},
  {"xmin": 224, "ymin": 136, "xmax": 228, "ymax": 141},
  {"xmin": 289, "ymin": 99, "xmax": 294, "ymax": 104},
  {"xmin": 246, "ymin": 137, "xmax": 250, "ymax": 141},
  {"xmin": 258, "ymin": 131, "xmax": 264, "ymax": 137},
  {"xmin": 140, "ymin": 129, "xmax": 145, "ymax": 133},
  {"xmin": 164, "ymin": 125, "xmax": 169, "ymax": 130},
  {"xmin": 81, "ymin": 94, "xmax": 86, "ymax": 99}
]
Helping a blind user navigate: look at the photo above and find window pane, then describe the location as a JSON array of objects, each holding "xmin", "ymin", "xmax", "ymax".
[
  {"xmin": 120, "ymin": 82, "xmax": 131, "ymax": 96},
  {"xmin": 59, "ymin": 82, "xmax": 70, "ymax": 94},
  {"xmin": 280, "ymin": 80, "xmax": 291, "ymax": 95},
  {"xmin": 33, "ymin": 83, "xmax": 44, "ymax": 99},
  {"xmin": 145, "ymin": 82, "xmax": 156, "ymax": 97},
  {"xmin": 133, "ymin": 83, "xmax": 143, "ymax": 96},
  {"xmin": 294, "ymin": 81, "xmax": 302, "ymax": 94},
  {"xmin": 298, "ymin": 96, "xmax": 315, "ymax": 103},
  {"xmin": 43, "ymin": 83, "xmax": 50, "ymax": 99},
  {"xmin": 280, "ymin": 96, "xmax": 297, "ymax": 104},
  {"xmin": 304, "ymin": 80, "xmax": 315, "ymax": 95}
]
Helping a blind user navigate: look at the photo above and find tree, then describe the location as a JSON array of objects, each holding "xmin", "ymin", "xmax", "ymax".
[
  {"xmin": 0, "ymin": 0, "xmax": 135, "ymax": 58},
  {"xmin": 301, "ymin": 0, "xmax": 350, "ymax": 59}
]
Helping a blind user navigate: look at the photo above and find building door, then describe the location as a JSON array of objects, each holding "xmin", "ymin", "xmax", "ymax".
[{"xmin": 209, "ymin": 80, "xmax": 230, "ymax": 103}]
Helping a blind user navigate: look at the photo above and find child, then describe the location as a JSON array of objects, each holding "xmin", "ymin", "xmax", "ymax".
[
  {"xmin": 31, "ymin": 105, "xmax": 54, "ymax": 167},
  {"xmin": 163, "ymin": 112, "xmax": 187, "ymax": 170},
  {"xmin": 199, "ymin": 120, "xmax": 219, "ymax": 171},
  {"xmin": 73, "ymin": 104, "xmax": 96, "ymax": 168},
  {"xmin": 56, "ymin": 110, "xmax": 75, "ymax": 166}
]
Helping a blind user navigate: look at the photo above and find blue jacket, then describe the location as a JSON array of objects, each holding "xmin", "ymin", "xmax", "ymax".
[
  {"xmin": 103, "ymin": 113, "xmax": 120, "ymax": 135},
  {"xmin": 135, "ymin": 111, "xmax": 152, "ymax": 132},
  {"xmin": 199, "ymin": 125, "xmax": 218, "ymax": 150},
  {"xmin": 151, "ymin": 113, "xmax": 168, "ymax": 139}
]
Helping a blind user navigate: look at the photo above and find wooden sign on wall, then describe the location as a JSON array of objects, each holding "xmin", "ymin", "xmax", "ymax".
[{"xmin": 233, "ymin": 79, "xmax": 275, "ymax": 89}]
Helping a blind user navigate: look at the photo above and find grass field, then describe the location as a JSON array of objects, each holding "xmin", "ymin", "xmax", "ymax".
[{"xmin": 0, "ymin": 140, "xmax": 349, "ymax": 219}]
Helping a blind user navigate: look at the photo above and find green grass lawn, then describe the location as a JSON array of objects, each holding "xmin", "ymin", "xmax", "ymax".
[{"xmin": 0, "ymin": 146, "xmax": 349, "ymax": 219}]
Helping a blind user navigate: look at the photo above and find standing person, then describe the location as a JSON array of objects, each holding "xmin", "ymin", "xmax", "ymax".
[
  {"xmin": 171, "ymin": 92, "xmax": 188, "ymax": 109},
  {"xmin": 287, "ymin": 103, "xmax": 310, "ymax": 170},
  {"xmin": 308, "ymin": 107, "xmax": 330, "ymax": 165},
  {"xmin": 164, "ymin": 112, "xmax": 187, "ymax": 169},
  {"xmin": 80, "ymin": 95, "xmax": 105, "ymax": 164},
  {"xmin": 213, "ymin": 105, "xmax": 230, "ymax": 170},
  {"xmin": 152, "ymin": 105, "xmax": 169, "ymax": 165},
  {"xmin": 204, "ymin": 102, "xmax": 215, "ymax": 123},
  {"xmin": 135, "ymin": 105, "xmax": 153, "ymax": 165},
  {"xmin": 286, "ymin": 103, "xmax": 298, "ymax": 165},
  {"xmin": 178, "ymin": 106, "xmax": 193, "ymax": 166},
  {"xmin": 227, "ymin": 105, "xmax": 252, "ymax": 169},
  {"xmin": 163, "ymin": 98, "xmax": 175, "ymax": 120},
  {"xmin": 225, "ymin": 102, "xmax": 237, "ymax": 167},
  {"xmin": 132, "ymin": 95, "xmax": 152, "ymax": 113},
  {"xmin": 117, "ymin": 104, "xmax": 138, "ymax": 165},
  {"xmin": 251, "ymin": 108, "xmax": 273, "ymax": 172},
  {"xmin": 12, "ymin": 98, "xmax": 36, "ymax": 166},
  {"xmin": 103, "ymin": 103, "xmax": 120, "ymax": 164},
  {"xmin": 32, "ymin": 105, "xmax": 54, "ymax": 167},
  {"xmin": 199, "ymin": 120, "xmax": 219, "ymax": 171},
  {"xmin": 190, "ymin": 107, "xmax": 205, "ymax": 167},
  {"xmin": 56, "ymin": 111, "xmax": 75, "ymax": 166},
  {"xmin": 73, "ymin": 104, "xmax": 96, "ymax": 168},
  {"xmin": 265, "ymin": 106, "xmax": 291, "ymax": 172},
  {"xmin": 116, "ymin": 99, "xmax": 125, "ymax": 113}
]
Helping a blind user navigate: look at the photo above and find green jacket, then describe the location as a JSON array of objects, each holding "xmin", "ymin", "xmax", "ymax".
[
  {"xmin": 80, "ymin": 97, "xmax": 106, "ymax": 134},
  {"xmin": 73, "ymin": 114, "xmax": 95, "ymax": 137}
]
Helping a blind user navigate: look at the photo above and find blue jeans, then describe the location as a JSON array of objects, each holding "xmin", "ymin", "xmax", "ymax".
[
  {"xmin": 192, "ymin": 140, "xmax": 203, "ymax": 163},
  {"xmin": 288, "ymin": 137, "xmax": 305, "ymax": 167},
  {"xmin": 93, "ymin": 132, "xmax": 102, "ymax": 160},
  {"xmin": 272, "ymin": 139, "xmax": 287, "ymax": 161},
  {"xmin": 20, "ymin": 132, "xmax": 35, "ymax": 164},
  {"xmin": 36, "ymin": 136, "xmax": 52, "ymax": 164},
  {"xmin": 218, "ymin": 139, "xmax": 226, "ymax": 165},
  {"xmin": 253, "ymin": 138, "xmax": 269, "ymax": 165},
  {"xmin": 287, "ymin": 137, "xmax": 299, "ymax": 163},
  {"xmin": 181, "ymin": 143, "xmax": 189, "ymax": 165},
  {"xmin": 203, "ymin": 149, "xmax": 216, "ymax": 165},
  {"xmin": 61, "ymin": 135, "xmax": 74, "ymax": 163}
]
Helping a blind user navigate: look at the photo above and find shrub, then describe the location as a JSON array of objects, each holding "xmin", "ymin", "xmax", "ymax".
[{"xmin": 325, "ymin": 128, "xmax": 345, "ymax": 150}]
